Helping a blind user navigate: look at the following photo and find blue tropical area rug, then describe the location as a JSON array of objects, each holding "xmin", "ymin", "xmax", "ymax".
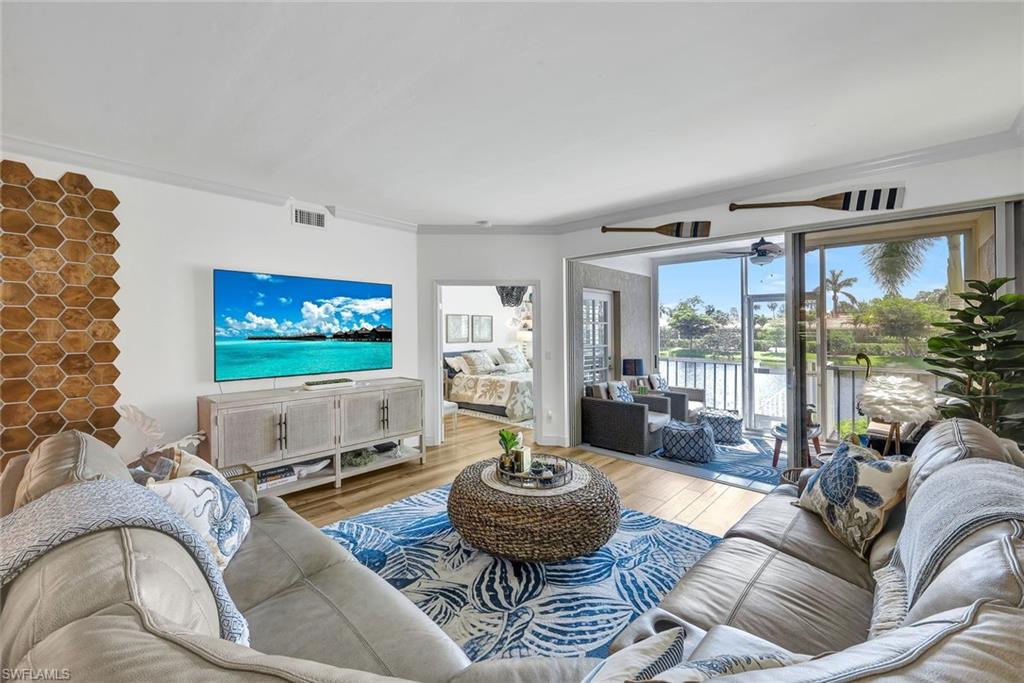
[
  {"xmin": 656, "ymin": 436, "xmax": 781, "ymax": 486},
  {"xmin": 321, "ymin": 485, "xmax": 719, "ymax": 661}
]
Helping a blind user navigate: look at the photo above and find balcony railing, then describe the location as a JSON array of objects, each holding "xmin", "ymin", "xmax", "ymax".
[
  {"xmin": 659, "ymin": 356, "xmax": 941, "ymax": 438},
  {"xmin": 828, "ymin": 365, "xmax": 940, "ymax": 438},
  {"xmin": 658, "ymin": 357, "xmax": 744, "ymax": 412}
]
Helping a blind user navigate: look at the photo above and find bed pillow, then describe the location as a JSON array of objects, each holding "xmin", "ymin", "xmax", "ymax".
[
  {"xmin": 148, "ymin": 471, "xmax": 250, "ymax": 568},
  {"xmin": 462, "ymin": 351, "xmax": 497, "ymax": 375},
  {"xmin": 444, "ymin": 355, "xmax": 470, "ymax": 375},
  {"xmin": 493, "ymin": 362, "xmax": 529, "ymax": 374},
  {"xmin": 798, "ymin": 451, "xmax": 911, "ymax": 558},
  {"xmin": 499, "ymin": 346, "xmax": 529, "ymax": 366}
]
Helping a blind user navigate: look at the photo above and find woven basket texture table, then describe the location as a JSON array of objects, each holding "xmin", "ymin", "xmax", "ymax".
[{"xmin": 447, "ymin": 458, "xmax": 621, "ymax": 562}]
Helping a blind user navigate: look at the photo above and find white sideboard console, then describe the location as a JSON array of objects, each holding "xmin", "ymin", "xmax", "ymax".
[{"xmin": 197, "ymin": 377, "xmax": 424, "ymax": 497}]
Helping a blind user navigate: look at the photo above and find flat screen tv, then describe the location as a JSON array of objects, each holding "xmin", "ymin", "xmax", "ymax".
[{"xmin": 213, "ymin": 269, "xmax": 393, "ymax": 382}]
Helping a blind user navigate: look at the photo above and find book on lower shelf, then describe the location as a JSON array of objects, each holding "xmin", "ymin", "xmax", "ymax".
[
  {"xmin": 257, "ymin": 465, "xmax": 296, "ymax": 491},
  {"xmin": 256, "ymin": 457, "xmax": 333, "ymax": 491}
]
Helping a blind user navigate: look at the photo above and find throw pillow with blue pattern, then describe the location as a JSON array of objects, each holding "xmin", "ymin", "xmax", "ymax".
[
  {"xmin": 581, "ymin": 626, "xmax": 810, "ymax": 682},
  {"xmin": 148, "ymin": 452, "xmax": 250, "ymax": 568},
  {"xmin": 649, "ymin": 374, "xmax": 669, "ymax": 391},
  {"xmin": 798, "ymin": 449, "xmax": 910, "ymax": 558},
  {"xmin": 609, "ymin": 381, "xmax": 634, "ymax": 403}
]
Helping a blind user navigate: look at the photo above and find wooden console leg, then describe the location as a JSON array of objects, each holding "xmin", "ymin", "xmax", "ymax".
[
  {"xmin": 812, "ymin": 436, "xmax": 821, "ymax": 455},
  {"xmin": 772, "ymin": 437, "xmax": 782, "ymax": 468}
]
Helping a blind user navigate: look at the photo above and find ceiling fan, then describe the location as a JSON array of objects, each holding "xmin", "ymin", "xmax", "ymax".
[{"xmin": 720, "ymin": 237, "xmax": 783, "ymax": 265}]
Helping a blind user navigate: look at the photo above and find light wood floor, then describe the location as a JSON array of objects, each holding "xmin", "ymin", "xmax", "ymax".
[{"xmin": 284, "ymin": 415, "xmax": 764, "ymax": 536}]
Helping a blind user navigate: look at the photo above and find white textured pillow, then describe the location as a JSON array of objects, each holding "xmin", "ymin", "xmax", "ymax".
[
  {"xmin": 462, "ymin": 351, "xmax": 497, "ymax": 375},
  {"xmin": 499, "ymin": 346, "xmax": 529, "ymax": 366},
  {"xmin": 444, "ymin": 355, "xmax": 470, "ymax": 375},
  {"xmin": 149, "ymin": 473, "xmax": 250, "ymax": 568}
]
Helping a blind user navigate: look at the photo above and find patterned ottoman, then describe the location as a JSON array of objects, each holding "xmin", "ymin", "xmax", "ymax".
[
  {"xmin": 698, "ymin": 408, "xmax": 743, "ymax": 445},
  {"xmin": 663, "ymin": 419, "xmax": 716, "ymax": 463}
]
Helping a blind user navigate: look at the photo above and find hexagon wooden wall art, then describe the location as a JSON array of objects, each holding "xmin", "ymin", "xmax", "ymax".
[{"xmin": 2, "ymin": 160, "xmax": 121, "ymax": 463}]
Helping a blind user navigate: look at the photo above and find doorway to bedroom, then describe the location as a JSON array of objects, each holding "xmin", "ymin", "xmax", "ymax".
[{"xmin": 439, "ymin": 285, "xmax": 536, "ymax": 440}]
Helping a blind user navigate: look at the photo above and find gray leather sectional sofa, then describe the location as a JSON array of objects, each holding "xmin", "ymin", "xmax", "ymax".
[{"xmin": 2, "ymin": 419, "xmax": 1023, "ymax": 681}]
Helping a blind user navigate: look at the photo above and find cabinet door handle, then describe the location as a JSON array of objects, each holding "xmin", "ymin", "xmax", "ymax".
[
  {"xmin": 277, "ymin": 415, "xmax": 283, "ymax": 450},
  {"xmin": 282, "ymin": 415, "xmax": 288, "ymax": 450}
]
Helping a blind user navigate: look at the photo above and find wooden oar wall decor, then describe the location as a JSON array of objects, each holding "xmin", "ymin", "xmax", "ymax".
[
  {"xmin": 600, "ymin": 221, "xmax": 711, "ymax": 238},
  {"xmin": 729, "ymin": 186, "xmax": 905, "ymax": 212}
]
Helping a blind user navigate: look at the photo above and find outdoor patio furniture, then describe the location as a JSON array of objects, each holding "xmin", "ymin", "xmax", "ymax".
[
  {"xmin": 632, "ymin": 375, "xmax": 703, "ymax": 422},
  {"xmin": 770, "ymin": 423, "xmax": 822, "ymax": 467},
  {"xmin": 663, "ymin": 419, "xmax": 717, "ymax": 463},
  {"xmin": 582, "ymin": 385, "xmax": 671, "ymax": 455},
  {"xmin": 697, "ymin": 407, "xmax": 743, "ymax": 445}
]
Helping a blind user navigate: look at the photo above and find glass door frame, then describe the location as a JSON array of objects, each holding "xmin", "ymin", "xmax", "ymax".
[
  {"xmin": 742, "ymin": 291, "xmax": 787, "ymax": 432},
  {"xmin": 582, "ymin": 288, "xmax": 615, "ymax": 385}
]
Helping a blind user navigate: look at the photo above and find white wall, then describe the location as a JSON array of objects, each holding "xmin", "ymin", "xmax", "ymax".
[
  {"xmin": 418, "ymin": 236, "xmax": 560, "ymax": 446},
  {"xmin": 440, "ymin": 285, "xmax": 523, "ymax": 355},
  {"xmin": 11, "ymin": 155, "xmax": 420, "ymax": 457}
]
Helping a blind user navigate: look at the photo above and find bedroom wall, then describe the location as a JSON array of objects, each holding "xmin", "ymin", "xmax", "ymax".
[
  {"xmin": 5, "ymin": 155, "xmax": 420, "ymax": 458},
  {"xmin": 440, "ymin": 285, "xmax": 525, "ymax": 356}
]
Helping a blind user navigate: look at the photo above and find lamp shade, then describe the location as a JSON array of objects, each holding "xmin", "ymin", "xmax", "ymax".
[{"xmin": 622, "ymin": 358, "xmax": 645, "ymax": 376}]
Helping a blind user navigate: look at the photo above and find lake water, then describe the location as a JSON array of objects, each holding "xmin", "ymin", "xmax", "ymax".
[{"xmin": 215, "ymin": 339, "xmax": 392, "ymax": 381}]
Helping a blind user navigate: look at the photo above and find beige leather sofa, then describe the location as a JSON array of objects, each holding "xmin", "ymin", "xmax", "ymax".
[
  {"xmin": 0, "ymin": 432, "xmax": 598, "ymax": 683},
  {"xmin": 4, "ymin": 421, "xmax": 1023, "ymax": 682},
  {"xmin": 612, "ymin": 418, "xmax": 1024, "ymax": 680}
]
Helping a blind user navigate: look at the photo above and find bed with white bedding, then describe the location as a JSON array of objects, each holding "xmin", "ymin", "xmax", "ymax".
[{"xmin": 443, "ymin": 349, "xmax": 535, "ymax": 422}]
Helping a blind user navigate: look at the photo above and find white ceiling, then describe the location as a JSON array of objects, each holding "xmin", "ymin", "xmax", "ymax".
[{"xmin": 3, "ymin": 3, "xmax": 1022, "ymax": 228}]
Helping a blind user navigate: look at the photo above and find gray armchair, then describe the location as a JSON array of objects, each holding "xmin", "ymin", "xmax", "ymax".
[
  {"xmin": 581, "ymin": 393, "xmax": 671, "ymax": 455},
  {"xmin": 634, "ymin": 376, "xmax": 705, "ymax": 422}
]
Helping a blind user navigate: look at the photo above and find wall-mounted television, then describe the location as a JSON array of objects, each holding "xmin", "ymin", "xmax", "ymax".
[{"xmin": 213, "ymin": 269, "xmax": 393, "ymax": 382}]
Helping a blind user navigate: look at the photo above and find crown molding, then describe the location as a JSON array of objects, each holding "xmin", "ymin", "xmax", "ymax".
[
  {"xmin": 549, "ymin": 123, "xmax": 1024, "ymax": 236},
  {"xmin": 0, "ymin": 135, "xmax": 418, "ymax": 233},
  {"xmin": 416, "ymin": 223, "xmax": 557, "ymax": 236},
  {"xmin": 6, "ymin": 106, "xmax": 1021, "ymax": 238},
  {"xmin": 422, "ymin": 115, "xmax": 1024, "ymax": 236}
]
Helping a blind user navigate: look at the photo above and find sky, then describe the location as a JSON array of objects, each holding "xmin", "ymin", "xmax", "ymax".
[
  {"xmin": 659, "ymin": 238, "xmax": 958, "ymax": 312},
  {"xmin": 214, "ymin": 270, "xmax": 393, "ymax": 338}
]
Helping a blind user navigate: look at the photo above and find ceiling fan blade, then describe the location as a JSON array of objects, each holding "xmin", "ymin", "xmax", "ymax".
[{"xmin": 722, "ymin": 250, "xmax": 754, "ymax": 255}]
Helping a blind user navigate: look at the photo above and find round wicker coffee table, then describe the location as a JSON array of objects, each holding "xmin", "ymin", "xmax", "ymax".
[{"xmin": 447, "ymin": 458, "xmax": 620, "ymax": 563}]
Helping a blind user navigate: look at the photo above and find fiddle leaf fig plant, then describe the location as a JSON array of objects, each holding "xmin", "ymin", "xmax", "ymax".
[{"xmin": 925, "ymin": 277, "xmax": 1024, "ymax": 445}]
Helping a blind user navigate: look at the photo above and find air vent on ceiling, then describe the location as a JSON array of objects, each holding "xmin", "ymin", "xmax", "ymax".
[{"xmin": 292, "ymin": 206, "xmax": 326, "ymax": 228}]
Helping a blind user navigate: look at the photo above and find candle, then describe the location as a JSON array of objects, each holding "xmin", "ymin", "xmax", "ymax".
[{"xmin": 522, "ymin": 446, "xmax": 531, "ymax": 472}]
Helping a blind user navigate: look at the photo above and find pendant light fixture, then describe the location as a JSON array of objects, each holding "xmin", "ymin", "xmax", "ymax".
[{"xmin": 495, "ymin": 286, "xmax": 528, "ymax": 307}]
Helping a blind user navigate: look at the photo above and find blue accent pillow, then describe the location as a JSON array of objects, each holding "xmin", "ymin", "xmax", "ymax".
[
  {"xmin": 611, "ymin": 381, "xmax": 635, "ymax": 403},
  {"xmin": 651, "ymin": 375, "xmax": 669, "ymax": 391}
]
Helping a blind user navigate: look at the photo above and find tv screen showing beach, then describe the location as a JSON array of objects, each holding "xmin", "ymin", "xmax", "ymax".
[{"xmin": 213, "ymin": 269, "xmax": 393, "ymax": 381}]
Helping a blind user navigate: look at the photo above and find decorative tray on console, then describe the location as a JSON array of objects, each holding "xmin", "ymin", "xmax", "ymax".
[{"xmin": 496, "ymin": 455, "xmax": 574, "ymax": 489}]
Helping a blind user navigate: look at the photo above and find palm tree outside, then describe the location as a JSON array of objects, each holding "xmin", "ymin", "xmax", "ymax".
[
  {"xmin": 861, "ymin": 238, "xmax": 936, "ymax": 296},
  {"xmin": 825, "ymin": 269, "xmax": 858, "ymax": 316}
]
